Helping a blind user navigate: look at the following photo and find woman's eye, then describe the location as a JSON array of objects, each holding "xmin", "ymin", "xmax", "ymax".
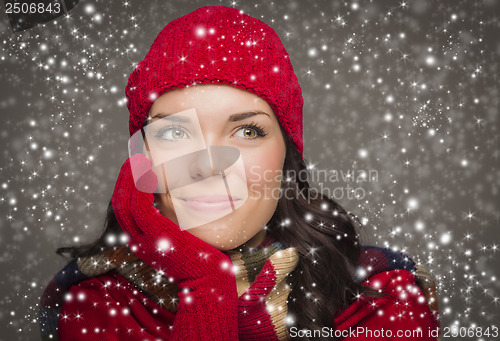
[
  {"xmin": 238, "ymin": 127, "xmax": 257, "ymax": 139},
  {"xmin": 155, "ymin": 126, "xmax": 189, "ymax": 141},
  {"xmin": 234, "ymin": 124, "xmax": 267, "ymax": 139}
]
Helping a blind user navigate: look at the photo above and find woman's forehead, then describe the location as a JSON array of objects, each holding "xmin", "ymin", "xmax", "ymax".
[{"xmin": 149, "ymin": 84, "xmax": 273, "ymax": 116}]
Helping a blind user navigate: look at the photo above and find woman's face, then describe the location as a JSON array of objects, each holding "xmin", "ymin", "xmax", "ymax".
[{"xmin": 146, "ymin": 84, "xmax": 286, "ymax": 251}]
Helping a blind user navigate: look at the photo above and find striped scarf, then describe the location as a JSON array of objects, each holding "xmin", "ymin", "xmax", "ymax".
[{"xmin": 39, "ymin": 235, "xmax": 439, "ymax": 340}]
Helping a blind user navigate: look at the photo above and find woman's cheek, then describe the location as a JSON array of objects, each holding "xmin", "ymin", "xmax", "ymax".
[{"xmin": 245, "ymin": 157, "xmax": 283, "ymax": 201}]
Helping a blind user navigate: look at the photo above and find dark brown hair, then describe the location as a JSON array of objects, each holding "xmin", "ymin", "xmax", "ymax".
[{"xmin": 56, "ymin": 122, "xmax": 384, "ymax": 340}]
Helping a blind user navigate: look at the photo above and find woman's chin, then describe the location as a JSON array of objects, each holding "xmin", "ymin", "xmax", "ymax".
[{"xmin": 191, "ymin": 232, "xmax": 242, "ymax": 251}]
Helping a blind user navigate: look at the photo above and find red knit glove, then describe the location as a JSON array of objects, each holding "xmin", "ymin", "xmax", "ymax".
[{"xmin": 111, "ymin": 154, "xmax": 239, "ymax": 340}]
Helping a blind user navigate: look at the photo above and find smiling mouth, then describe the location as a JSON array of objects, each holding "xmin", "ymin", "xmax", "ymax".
[{"xmin": 176, "ymin": 195, "xmax": 241, "ymax": 213}]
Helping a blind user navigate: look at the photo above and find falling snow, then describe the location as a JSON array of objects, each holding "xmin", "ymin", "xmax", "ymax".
[{"xmin": 0, "ymin": 0, "xmax": 499, "ymax": 339}]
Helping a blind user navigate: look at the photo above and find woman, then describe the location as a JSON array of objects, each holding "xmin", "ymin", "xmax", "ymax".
[{"xmin": 39, "ymin": 5, "xmax": 440, "ymax": 340}]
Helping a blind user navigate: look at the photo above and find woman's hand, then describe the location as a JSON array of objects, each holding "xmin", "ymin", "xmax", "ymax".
[
  {"xmin": 111, "ymin": 153, "xmax": 234, "ymax": 282},
  {"xmin": 111, "ymin": 154, "xmax": 239, "ymax": 340}
]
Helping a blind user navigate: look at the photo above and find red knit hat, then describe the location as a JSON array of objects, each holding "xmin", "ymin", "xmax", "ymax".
[{"xmin": 125, "ymin": 5, "xmax": 304, "ymax": 156}]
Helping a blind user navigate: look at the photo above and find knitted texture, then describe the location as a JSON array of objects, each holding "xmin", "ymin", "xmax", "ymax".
[
  {"xmin": 354, "ymin": 245, "xmax": 440, "ymax": 315},
  {"xmin": 110, "ymin": 153, "xmax": 239, "ymax": 340},
  {"xmin": 39, "ymin": 236, "xmax": 440, "ymax": 340},
  {"xmin": 125, "ymin": 5, "xmax": 304, "ymax": 155}
]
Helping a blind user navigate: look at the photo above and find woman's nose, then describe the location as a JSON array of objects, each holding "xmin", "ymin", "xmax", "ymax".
[
  {"xmin": 160, "ymin": 139, "xmax": 242, "ymax": 191},
  {"xmin": 188, "ymin": 145, "xmax": 241, "ymax": 181},
  {"xmin": 188, "ymin": 149, "xmax": 214, "ymax": 181}
]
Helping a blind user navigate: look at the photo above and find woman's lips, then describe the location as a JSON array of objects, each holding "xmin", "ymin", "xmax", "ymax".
[{"xmin": 176, "ymin": 195, "xmax": 241, "ymax": 213}]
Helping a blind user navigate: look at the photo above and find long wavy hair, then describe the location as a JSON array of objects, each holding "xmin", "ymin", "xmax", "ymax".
[{"xmin": 56, "ymin": 121, "xmax": 384, "ymax": 340}]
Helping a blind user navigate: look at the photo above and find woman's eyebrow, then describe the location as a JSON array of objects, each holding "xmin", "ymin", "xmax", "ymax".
[
  {"xmin": 149, "ymin": 110, "xmax": 270, "ymax": 123},
  {"xmin": 149, "ymin": 113, "xmax": 190, "ymax": 123},
  {"xmin": 228, "ymin": 111, "xmax": 270, "ymax": 122}
]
